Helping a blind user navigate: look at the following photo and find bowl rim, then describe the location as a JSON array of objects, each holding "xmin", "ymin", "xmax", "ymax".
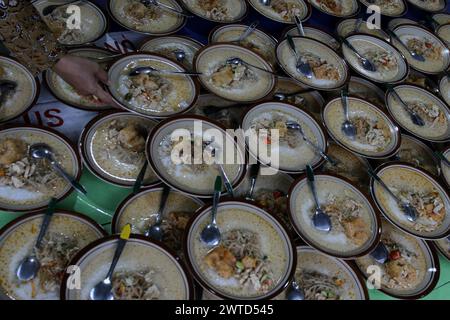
[
  {"xmin": 78, "ymin": 110, "xmax": 161, "ymax": 188},
  {"xmin": 138, "ymin": 35, "xmax": 205, "ymax": 52},
  {"xmin": 0, "ymin": 124, "xmax": 82, "ymax": 213},
  {"xmin": 287, "ymin": 172, "xmax": 382, "ymax": 259},
  {"xmin": 357, "ymin": 0, "xmax": 408, "ymax": 17},
  {"xmin": 307, "ymin": 0, "xmax": 361, "ymax": 17},
  {"xmin": 193, "ymin": 43, "xmax": 277, "ymax": 103},
  {"xmin": 336, "ymin": 19, "xmax": 390, "ymax": 41},
  {"xmin": 106, "ymin": 52, "xmax": 200, "ymax": 119},
  {"xmin": 405, "ymin": 0, "xmax": 447, "ymax": 13},
  {"xmin": 439, "ymin": 145, "xmax": 450, "ymax": 189},
  {"xmin": 392, "ymin": 23, "xmax": 450, "ymax": 75},
  {"xmin": 275, "ymin": 35, "xmax": 351, "ymax": 91},
  {"xmin": 240, "ymin": 99, "xmax": 328, "ymax": 173},
  {"xmin": 280, "ymin": 25, "xmax": 341, "ymax": 50},
  {"xmin": 438, "ymin": 73, "xmax": 450, "ymax": 107},
  {"xmin": 353, "ymin": 233, "xmax": 441, "ymax": 299},
  {"xmin": 431, "ymin": 238, "xmax": 450, "ymax": 261},
  {"xmin": 60, "ymin": 233, "xmax": 195, "ymax": 300},
  {"xmin": 0, "ymin": 55, "xmax": 41, "ymax": 124},
  {"xmin": 208, "ymin": 22, "xmax": 279, "ymax": 46},
  {"xmin": 111, "ymin": 185, "xmax": 205, "ymax": 234},
  {"xmin": 348, "ymin": 75, "xmax": 386, "ymax": 108},
  {"xmin": 0, "ymin": 209, "xmax": 108, "ymax": 300},
  {"xmin": 322, "ymin": 95, "xmax": 402, "ymax": 159},
  {"xmin": 106, "ymin": 0, "xmax": 187, "ymax": 36},
  {"xmin": 247, "ymin": 0, "xmax": 312, "ymax": 23},
  {"xmin": 341, "ymin": 33, "xmax": 410, "ymax": 84},
  {"xmin": 179, "ymin": 0, "xmax": 249, "ymax": 23},
  {"xmin": 370, "ymin": 161, "xmax": 450, "ymax": 239},
  {"xmin": 384, "ymin": 83, "xmax": 450, "ymax": 143},
  {"xmin": 182, "ymin": 198, "xmax": 297, "ymax": 300},
  {"xmin": 145, "ymin": 114, "xmax": 248, "ymax": 198},
  {"xmin": 44, "ymin": 46, "xmax": 117, "ymax": 112}
]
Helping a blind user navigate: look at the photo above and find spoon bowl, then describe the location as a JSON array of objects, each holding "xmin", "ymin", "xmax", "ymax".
[
  {"xmin": 340, "ymin": 89, "xmax": 357, "ymax": 140},
  {"xmin": 306, "ymin": 165, "xmax": 332, "ymax": 233},
  {"xmin": 200, "ymin": 176, "xmax": 222, "ymax": 247},
  {"xmin": 285, "ymin": 280, "xmax": 305, "ymax": 300}
]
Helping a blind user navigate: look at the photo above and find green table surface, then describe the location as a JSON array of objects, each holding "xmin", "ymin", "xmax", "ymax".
[{"xmin": 1, "ymin": 168, "xmax": 449, "ymax": 300}]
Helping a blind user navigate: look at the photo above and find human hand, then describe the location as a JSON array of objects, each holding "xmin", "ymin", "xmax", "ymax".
[{"xmin": 53, "ymin": 55, "xmax": 116, "ymax": 106}]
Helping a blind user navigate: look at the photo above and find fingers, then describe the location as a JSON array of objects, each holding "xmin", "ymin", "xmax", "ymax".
[
  {"xmin": 93, "ymin": 84, "xmax": 115, "ymax": 106},
  {"xmin": 95, "ymin": 68, "xmax": 110, "ymax": 86}
]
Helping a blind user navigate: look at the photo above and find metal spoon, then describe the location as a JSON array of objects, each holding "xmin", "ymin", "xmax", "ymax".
[
  {"xmin": 341, "ymin": 38, "xmax": 377, "ymax": 72},
  {"xmin": 340, "ymin": 89, "xmax": 357, "ymax": 140},
  {"xmin": 286, "ymin": 35, "xmax": 313, "ymax": 79},
  {"xmin": 141, "ymin": 0, "xmax": 193, "ymax": 18},
  {"xmin": 286, "ymin": 121, "xmax": 338, "ymax": 166},
  {"xmin": 294, "ymin": 15, "xmax": 305, "ymax": 36},
  {"xmin": 89, "ymin": 224, "xmax": 131, "ymax": 300},
  {"xmin": 387, "ymin": 87, "xmax": 425, "ymax": 127},
  {"xmin": 173, "ymin": 49, "xmax": 186, "ymax": 63},
  {"xmin": 16, "ymin": 198, "xmax": 57, "ymax": 282},
  {"xmin": 306, "ymin": 165, "xmax": 332, "ymax": 232},
  {"xmin": 225, "ymin": 57, "xmax": 278, "ymax": 77},
  {"xmin": 245, "ymin": 163, "xmax": 260, "ymax": 201},
  {"xmin": 434, "ymin": 151, "xmax": 450, "ymax": 167},
  {"xmin": 208, "ymin": 145, "xmax": 234, "ymax": 197},
  {"xmin": 232, "ymin": 21, "xmax": 259, "ymax": 44},
  {"xmin": 144, "ymin": 185, "xmax": 171, "ymax": 241},
  {"xmin": 128, "ymin": 66, "xmax": 202, "ymax": 77},
  {"xmin": 354, "ymin": 18, "xmax": 363, "ymax": 33},
  {"xmin": 286, "ymin": 279, "xmax": 305, "ymax": 300},
  {"xmin": 200, "ymin": 176, "xmax": 222, "ymax": 247},
  {"xmin": 370, "ymin": 242, "xmax": 389, "ymax": 264},
  {"xmin": 42, "ymin": 0, "xmax": 83, "ymax": 16},
  {"xmin": 367, "ymin": 168, "xmax": 418, "ymax": 222},
  {"xmin": 29, "ymin": 143, "xmax": 87, "ymax": 195},
  {"xmin": 259, "ymin": 0, "xmax": 271, "ymax": 6},
  {"xmin": 387, "ymin": 30, "xmax": 425, "ymax": 62}
]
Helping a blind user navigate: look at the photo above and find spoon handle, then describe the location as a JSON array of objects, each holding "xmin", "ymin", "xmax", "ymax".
[
  {"xmin": 434, "ymin": 151, "xmax": 450, "ymax": 167},
  {"xmin": 155, "ymin": 184, "xmax": 171, "ymax": 225},
  {"xmin": 294, "ymin": 15, "xmax": 305, "ymax": 36},
  {"xmin": 367, "ymin": 168, "xmax": 401, "ymax": 203},
  {"xmin": 35, "ymin": 198, "xmax": 57, "ymax": 249},
  {"xmin": 341, "ymin": 38, "xmax": 363, "ymax": 60},
  {"xmin": 246, "ymin": 162, "xmax": 260, "ymax": 200},
  {"xmin": 237, "ymin": 21, "xmax": 259, "ymax": 43},
  {"xmin": 287, "ymin": 35, "xmax": 300, "ymax": 61},
  {"xmin": 211, "ymin": 176, "xmax": 222, "ymax": 226},
  {"xmin": 51, "ymin": 161, "xmax": 87, "ymax": 195},
  {"xmin": 242, "ymin": 60, "xmax": 277, "ymax": 76},
  {"xmin": 306, "ymin": 165, "xmax": 321, "ymax": 211},
  {"xmin": 218, "ymin": 164, "xmax": 234, "ymax": 198},
  {"xmin": 340, "ymin": 88, "xmax": 350, "ymax": 122},
  {"xmin": 106, "ymin": 224, "xmax": 131, "ymax": 280},
  {"xmin": 388, "ymin": 87, "xmax": 417, "ymax": 117},
  {"xmin": 133, "ymin": 160, "xmax": 148, "ymax": 194},
  {"xmin": 144, "ymin": 0, "xmax": 193, "ymax": 17}
]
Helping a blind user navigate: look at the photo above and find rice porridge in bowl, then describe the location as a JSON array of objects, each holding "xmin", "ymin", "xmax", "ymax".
[
  {"xmin": 276, "ymin": 36, "xmax": 349, "ymax": 90},
  {"xmin": 440, "ymin": 147, "xmax": 450, "ymax": 188},
  {"xmin": 436, "ymin": 24, "xmax": 450, "ymax": 47},
  {"xmin": 113, "ymin": 187, "xmax": 203, "ymax": 257},
  {"xmin": 274, "ymin": 246, "xmax": 368, "ymax": 299},
  {"xmin": 80, "ymin": 112, "xmax": 159, "ymax": 187},
  {"xmin": 0, "ymin": 57, "xmax": 38, "ymax": 123},
  {"xmin": 337, "ymin": 19, "xmax": 390, "ymax": 41},
  {"xmin": 195, "ymin": 44, "xmax": 275, "ymax": 103},
  {"xmin": 284, "ymin": 26, "xmax": 340, "ymax": 51},
  {"xmin": 109, "ymin": 0, "xmax": 185, "ymax": 35},
  {"xmin": 359, "ymin": 0, "xmax": 406, "ymax": 17},
  {"xmin": 405, "ymin": 0, "xmax": 446, "ymax": 12},
  {"xmin": 388, "ymin": 18, "xmax": 418, "ymax": 30},
  {"xmin": 289, "ymin": 173, "xmax": 380, "ymax": 258},
  {"xmin": 0, "ymin": 126, "xmax": 80, "ymax": 212},
  {"xmin": 248, "ymin": 0, "xmax": 311, "ymax": 23},
  {"xmin": 371, "ymin": 163, "xmax": 450, "ymax": 239},
  {"xmin": 392, "ymin": 25, "xmax": 450, "ymax": 74},
  {"xmin": 147, "ymin": 116, "xmax": 245, "ymax": 197},
  {"xmin": 323, "ymin": 97, "xmax": 400, "ymax": 158},
  {"xmin": 385, "ymin": 85, "xmax": 450, "ymax": 142},
  {"xmin": 45, "ymin": 47, "xmax": 114, "ymax": 111},
  {"xmin": 62, "ymin": 235, "xmax": 193, "ymax": 300},
  {"xmin": 140, "ymin": 36, "xmax": 203, "ymax": 70},
  {"xmin": 242, "ymin": 102, "xmax": 327, "ymax": 173},
  {"xmin": 180, "ymin": 0, "xmax": 247, "ymax": 22},
  {"xmin": 308, "ymin": 0, "xmax": 359, "ymax": 17},
  {"xmin": 434, "ymin": 237, "xmax": 450, "ymax": 260},
  {"xmin": 439, "ymin": 74, "xmax": 450, "ymax": 107},
  {"xmin": 355, "ymin": 220, "xmax": 439, "ymax": 298},
  {"xmin": 342, "ymin": 34, "xmax": 408, "ymax": 84},
  {"xmin": 0, "ymin": 211, "xmax": 105, "ymax": 300},
  {"xmin": 108, "ymin": 54, "xmax": 198, "ymax": 118},
  {"xmin": 35, "ymin": 0, "xmax": 107, "ymax": 46},
  {"xmin": 210, "ymin": 24, "xmax": 278, "ymax": 67},
  {"xmin": 432, "ymin": 13, "xmax": 450, "ymax": 25},
  {"xmin": 185, "ymin": 201, "xmax": 295, "ymax": 299}
]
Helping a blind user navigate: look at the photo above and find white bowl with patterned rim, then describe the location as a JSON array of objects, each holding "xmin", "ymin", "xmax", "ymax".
[
  {"xmin": 283, "ymin": 26, "xmax": 340, "ymax": 51},
  {"xmin": 342, "ymin": 34, "xmax": 409, "ymax": 84},
  {"xmin": 392, "ymin": 24, "xmax": 450, "ymax": 74},
  {"xmin": 0, "ymin": 126, "xmax": 81, "ymax": 212},
  {"xmin": 406, "ymin": 0, "xmax": 446, "ymax": 13},
  {"xmin": 0, "ymin": 211, "xmax": 106, "ymax": 300},
  {"xmin": 388, "ymin": 18, "xmax": 418, "ymax": 30},
  {"xmin": 108, "ymin": 0, "xmax": 186, "ymax": 35},
  {"xmin": 371, "ymin": 163, "xmax": 450, "ymax": 239},
  {"xmin": 337, "ymin": 19, "xmax": 390, "ymax": 41},
  {"xmin": 308, "ymin": 0, "xmax": 359, "ymax": 17},
  {"xmin": 108, "ymin": 53, "xmax": 199, "ymax": 118},
  {"xmin": 180, "ymin": 0, "xmax": 247, "ymax": 23},
  {"xmin": 322, "ymin": 97, "xmax": 401, "ymax": 159},
  {"xmin": 439, "ymin": 146, "xmax": 450, "ymax": 188},
  {"xmin": 276, "ymin": 36, "xmax": 349, "ymax": 90},
  {"xmin": 247, "ymin": 0, "xmax": 311, "ymax": 23},
  {"xmin": 0, "ymin": 57, "xmax": 38, "ymax": 123},
  {"xmin": 62, "ymin": 235, "xmax": 194, "ymax": 300},
  {"xmin": 241, "ymin": 101, "xmax": 327, "ymax": 173},
  {"xmin": 359, "ymin": 0, "xmax": 407, "ymax": 17},
  {"xmin": 355, "ymin": 219, "xmax": 440, "ymax": 299},
  {"xmin": 194, "ymin": 44, "xmax": 276, "ymax": 103},
  {"xmin": 385, "ymin": 84, "xmax": 450, "ymax": 142},
  {"xmin": 432, "ymin": 13, "xmax": 450, "ymax": 25},
  {"xmin": 436, "ymin": 23, "xmax": 450, "ymax": 48}
]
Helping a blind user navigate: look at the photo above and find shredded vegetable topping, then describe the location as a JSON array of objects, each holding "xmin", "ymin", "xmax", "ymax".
[
  {"xmin": 112, "ymin": 270, "xmax": 161, "ymax": 300},
  {"xmin": 297, "ymin": 270, "xmax": 345, "ymax": 300}
]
